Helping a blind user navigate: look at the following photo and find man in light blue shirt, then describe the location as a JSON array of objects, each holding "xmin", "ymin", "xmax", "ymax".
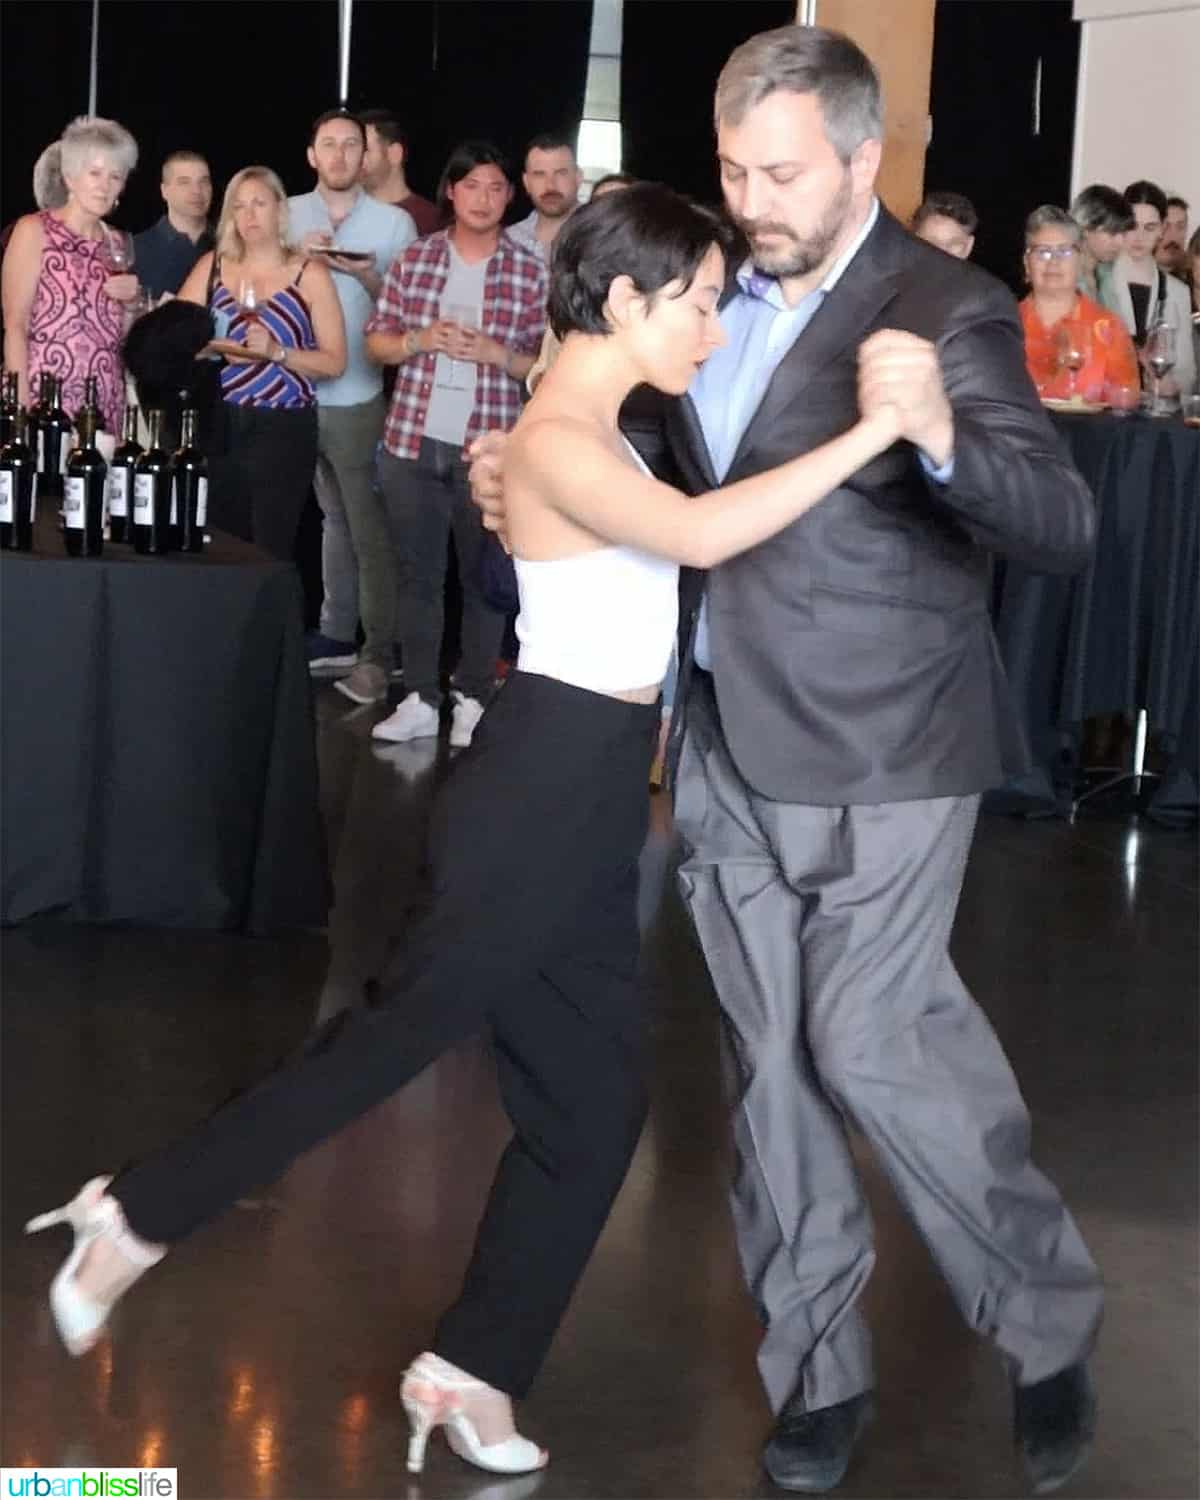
[
  {"xmin": 689, "ymin": 196, "xmax": 951, "ymax": 669},
  {"xmin": 289, "ymin": 108, "xmax": 416, "ymax": 703}
]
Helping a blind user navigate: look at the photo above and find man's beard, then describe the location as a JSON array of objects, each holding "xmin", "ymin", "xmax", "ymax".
[
  {"xmin": 323, "ymin": 167, "xmax": 360, "ymax": 193},
  {"xmin": 737, "ymin": 169, "xmax": 854, "ymax": 279},
  {"xmin": 535, "ymin": 193, "xmax": 572, "ymax": 220}
]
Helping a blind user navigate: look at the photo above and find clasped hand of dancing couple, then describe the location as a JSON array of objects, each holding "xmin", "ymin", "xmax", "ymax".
[{"xmin": 25, "ymin": 183, "xmax": 907, "ymax": 1476}]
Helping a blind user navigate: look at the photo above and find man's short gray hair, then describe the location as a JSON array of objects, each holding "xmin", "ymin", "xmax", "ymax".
[
  {"xmin": 59, "ymin": 115, "xmax": 139, "ymax": 183},
  {"xmin": 714, "ymin": 25, "xmax": 883, "ymax": 164},
  {"xmin": 1025, "ymin": 205, "xmax": 1081, "ymax": 244}
]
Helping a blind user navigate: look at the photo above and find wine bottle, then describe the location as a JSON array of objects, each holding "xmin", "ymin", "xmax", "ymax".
[
  {"xmin": 77, "ymin": 374, "xmax": 102, "ymax": 434},
  {"xmin": 0, "ymin": 409, "xmax": 38, "ymax": 551},
  {"xmin": 64, "ymin": 403, "xmax": 107, "ymax": 556},
  {"xmin": 40, "ymin": 376, "xmax": 73, "ymax": 501},
  {"xmin": 171, "ymin": 407, "xmax": 208, "ymax": 554},
  {"xmin": 30, "ymin": 372, "xmax": 51, "ymax": 475},
  {"xmin": 107, "ymin": 403, "xmax": 141, "ymax": 543},
  {"xmin": 0, "ymin": 371, "xmax": 19, "ymax": 448},
  {"xmin": 132, "ymin": 409, "xmax": 171, "ymax": 555}
]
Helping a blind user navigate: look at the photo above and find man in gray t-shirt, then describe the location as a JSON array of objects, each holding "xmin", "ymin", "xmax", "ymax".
[{"xmin": 289, "ymin": 109, "xmax": 416, "ymax": 704}]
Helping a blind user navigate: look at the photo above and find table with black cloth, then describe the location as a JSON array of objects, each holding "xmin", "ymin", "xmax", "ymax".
[
  {"xmin": 1, "ymin": 514, "xmax": 331, "ymax": 931},
  {"xmin": 989, "ymin": 411, "xmax": 1199, "ymax": 824}
]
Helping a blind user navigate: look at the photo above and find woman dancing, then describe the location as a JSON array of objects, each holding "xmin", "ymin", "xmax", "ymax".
[{"xmin": 27, "ymin": 184, "xmax": 902, "ymax": 1477}]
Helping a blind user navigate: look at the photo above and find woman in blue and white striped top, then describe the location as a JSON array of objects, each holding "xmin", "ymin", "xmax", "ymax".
[{"xmin": 179, "ymin": 166, "xmax": 346, "ymax": 558}]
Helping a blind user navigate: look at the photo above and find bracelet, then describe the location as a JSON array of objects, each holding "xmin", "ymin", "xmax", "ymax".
[{"xmin": 501, "ymin": 345, "xmax": 515, "ymax": 376}]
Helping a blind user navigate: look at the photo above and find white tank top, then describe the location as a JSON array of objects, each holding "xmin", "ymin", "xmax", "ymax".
[{"xmin": 514, "ymin": 440, "xmax": 680, "ymax": 694}]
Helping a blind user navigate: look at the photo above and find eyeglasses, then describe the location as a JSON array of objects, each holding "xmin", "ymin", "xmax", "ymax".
[{"xmin": 1026, "ymin": 244, "xmax": 1079, "ymax": 263}]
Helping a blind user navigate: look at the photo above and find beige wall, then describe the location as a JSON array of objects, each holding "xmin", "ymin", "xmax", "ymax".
[
  {"xmin": 798, "ymin": 0, "xmax": 936, "ymax": 226},
  {"xmin": 1071, "ymin": 2, "xmax": 1200, "ymax": 223}
]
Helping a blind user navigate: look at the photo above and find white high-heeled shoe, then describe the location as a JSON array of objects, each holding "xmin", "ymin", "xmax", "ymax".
[
  {"xmin": 25, "ymin": 1176, "xmax": 165, "ymax": 1356},
  {"xmin": 400, "ymin": 1352, "xmax": 548, "ymax": 1475}
]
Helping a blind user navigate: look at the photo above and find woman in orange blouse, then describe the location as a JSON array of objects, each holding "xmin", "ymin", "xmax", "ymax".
[{"xmin": 1019, "ymin": 205, "xmax": 1139, "ymax": 403}]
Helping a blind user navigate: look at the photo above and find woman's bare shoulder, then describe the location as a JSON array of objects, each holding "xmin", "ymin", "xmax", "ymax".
[{"xmin": 509, "ymin": 412, "xmax": 617, "ymax": 476}]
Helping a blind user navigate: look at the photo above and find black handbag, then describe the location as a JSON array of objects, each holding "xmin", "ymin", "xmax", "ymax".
[{"xmin": 120, "ymin": 259, "xmax": 228, "ymax": 456}]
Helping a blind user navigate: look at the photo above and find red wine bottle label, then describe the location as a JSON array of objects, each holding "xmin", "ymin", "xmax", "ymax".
[
  {"xmin": 65, "ymin": 477, "xmax": 85, "ymax": 528},
  {"xmin": 0, "ymin": 472, "xmax": 13, "ymax": 524},
  {"xmin": 133, "ymin": 474, "xmax": 154, "ymax": 524},
  {"xmin": 107, "ymin": 470, "xmax": 129, "ymax": 517},
  {"xmin": 196, "ymin": 477, "xmax": 208, "ymax": 527}
]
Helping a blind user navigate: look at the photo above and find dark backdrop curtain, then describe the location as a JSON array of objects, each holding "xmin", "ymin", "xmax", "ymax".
[
  {"xmin": 350, "ymin": 0, "xmax": 594, "ymax": 215},
  {"xmin": 926, "ymin": 0, "xmax": 1079, "ymax": 291},
  {"xmin": 1, "ymin": 0, "xmax": 94, "ymax": 229},
  {"xmin": 1, "ymin": 0, "xmax": 593, "ymax": 234},
  {"xmin": 620, "ymin": 0, "xmax": 796, "ymax": 209}
]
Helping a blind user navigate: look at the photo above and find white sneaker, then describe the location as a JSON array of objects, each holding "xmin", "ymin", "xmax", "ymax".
[
  {"xmin": 372, "ymin": 692, "xmax": 440, "ymax": 743},
  {"xmin": 449, "ymin": 692, "xmax": 485, "ymax": 749}
]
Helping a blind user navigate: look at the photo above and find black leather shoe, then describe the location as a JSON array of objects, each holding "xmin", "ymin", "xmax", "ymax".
[
  {"xmin": 762, "ymin": 1390, "xmax": 875, "ymax": 1493},
  {"xmin": 1014, "ymin": 1362, "xmax": 1097, "ymax": 1495}
]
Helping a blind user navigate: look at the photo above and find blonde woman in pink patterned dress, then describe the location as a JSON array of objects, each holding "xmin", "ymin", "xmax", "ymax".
[{"xmin": 2, "ymin": 116, "xmax": 140, "ymax": 434}]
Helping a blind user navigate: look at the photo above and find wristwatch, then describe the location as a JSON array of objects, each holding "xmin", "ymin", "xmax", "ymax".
[{"xmin": 404, "ymin": 329, "xmax": 421, "ymax": 359}]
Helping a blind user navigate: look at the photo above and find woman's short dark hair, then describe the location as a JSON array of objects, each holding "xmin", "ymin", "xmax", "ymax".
[
  {"xmin": 1124, "ymin": 180, "xmax": 1168, "ymax": 220},
  {"xmin": 548, "ymin": 182, "xmax": 730, "ymax": 340},
  {"xmin": 436, "ymin": 140, "xmax": 511, "ymax": 209}
]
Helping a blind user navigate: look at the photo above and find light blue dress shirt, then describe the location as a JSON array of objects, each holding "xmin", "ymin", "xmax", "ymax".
[
  {"xmin": 287, "ymin": 189, "xmax": 416, "ymax": 407},
  {"xmin": 687, "ymin": 199, "xmax": 951, "ymax": 669}
]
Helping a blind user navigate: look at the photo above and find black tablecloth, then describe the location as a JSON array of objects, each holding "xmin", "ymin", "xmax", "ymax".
[
  {"xmin": 990, "ymin": 412, "xmax": 1199, "ymax": 823},
  {"xmin": 2, "ymin": 516, "xmax": 331, "ymax": 931}
]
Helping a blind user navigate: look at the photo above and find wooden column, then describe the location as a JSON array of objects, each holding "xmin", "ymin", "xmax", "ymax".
[{"xmin": 800, "ymin": 0, "xmax": 936, "ymax": 226}]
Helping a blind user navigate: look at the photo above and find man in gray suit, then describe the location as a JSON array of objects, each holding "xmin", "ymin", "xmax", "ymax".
[{"xmin": 472, "ymin": 26, "xmax": 1101, "ymax": 1495}]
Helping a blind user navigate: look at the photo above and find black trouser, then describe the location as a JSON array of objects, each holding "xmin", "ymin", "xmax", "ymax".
[
  {"xmin": 208, "ymin": 404, "xmax": 319, "ymax": 561},
  {"xmin": 113, "ymin": 672, "xmax": 659, "ymax": 1398}
]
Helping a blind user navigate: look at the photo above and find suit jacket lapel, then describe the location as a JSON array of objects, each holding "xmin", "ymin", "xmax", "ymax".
[
  {"xmin": 668, "ymin": 394, "xmax": 719, "ymax": 492},
  {"xmin": 725, "ymin": 211, "xmax": 905, "ymax": 478}
]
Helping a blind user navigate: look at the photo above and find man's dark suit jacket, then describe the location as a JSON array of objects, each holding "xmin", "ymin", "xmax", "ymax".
[{"xmin": 621, "ymin": 207, "xmax": 1095, "ymax": 807}]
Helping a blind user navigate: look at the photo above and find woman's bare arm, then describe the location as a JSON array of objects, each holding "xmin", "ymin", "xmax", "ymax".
[
  {"xmin": 509, "ymin": 410, "xmax": 900, "ymax": 570},
  {"xmin": 1, "ymin": 215, "xmax": 45, "ymax": 406}
]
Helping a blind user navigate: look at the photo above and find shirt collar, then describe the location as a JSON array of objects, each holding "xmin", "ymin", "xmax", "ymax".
[
  {"xmin": 314, "ymin": 185, "xmax": 366, "ymax": 226},
  {"xmin": 736, "ymin": 195, "xmax": 880, "ymax": 307},
  {"xmin": 159, "ymin": 214, "xmax": 212, "ymax": 246}
]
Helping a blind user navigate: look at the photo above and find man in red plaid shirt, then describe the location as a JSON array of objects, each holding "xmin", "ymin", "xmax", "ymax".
[{"xmin": 365, "ymin": 140, "xmax": 546, "ymax": 749}]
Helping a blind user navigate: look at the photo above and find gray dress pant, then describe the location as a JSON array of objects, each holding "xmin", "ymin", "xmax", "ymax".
[
  {"xmin": 674, "ymin": 679, "xmax": 1102, "ymax": 1415},
  {"xmin": 314, "ymin": 396, "xmax": 394, "ymax": 667}
]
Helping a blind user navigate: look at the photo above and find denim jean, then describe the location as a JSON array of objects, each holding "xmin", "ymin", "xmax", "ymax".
[{"xmin": 378, "ymin": 438, "xmax": 505, "ymax": 705}]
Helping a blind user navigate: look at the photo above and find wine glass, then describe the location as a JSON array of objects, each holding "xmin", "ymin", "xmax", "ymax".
[
  {"xmin": 237, "ymin": 280, "xmax": 261, "ymax": 323},
  {"xmin": 99, "ymin": 228, "xmax": 134, "ymax": 275},
  {"xmin": 1054, "ymin": 321, "xmax": 1091, "ymax": 401},
  {"xmin": 1144, "ymin": 319, "xmax": 1176, "ymax": 417},
  {"xmin": 442, "ymin": 302, "xmax": 478, "ymax": 388}
]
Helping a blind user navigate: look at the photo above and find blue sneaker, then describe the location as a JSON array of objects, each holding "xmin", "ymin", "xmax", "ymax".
[{"xmin": 307, "ymin": 632, "xmax": 357, "ymax": 674}]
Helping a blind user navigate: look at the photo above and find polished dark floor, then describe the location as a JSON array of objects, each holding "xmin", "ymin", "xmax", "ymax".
[{"xmin": 3, "ymin": 681, "xmax": 1197, "ymax": 1499}]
